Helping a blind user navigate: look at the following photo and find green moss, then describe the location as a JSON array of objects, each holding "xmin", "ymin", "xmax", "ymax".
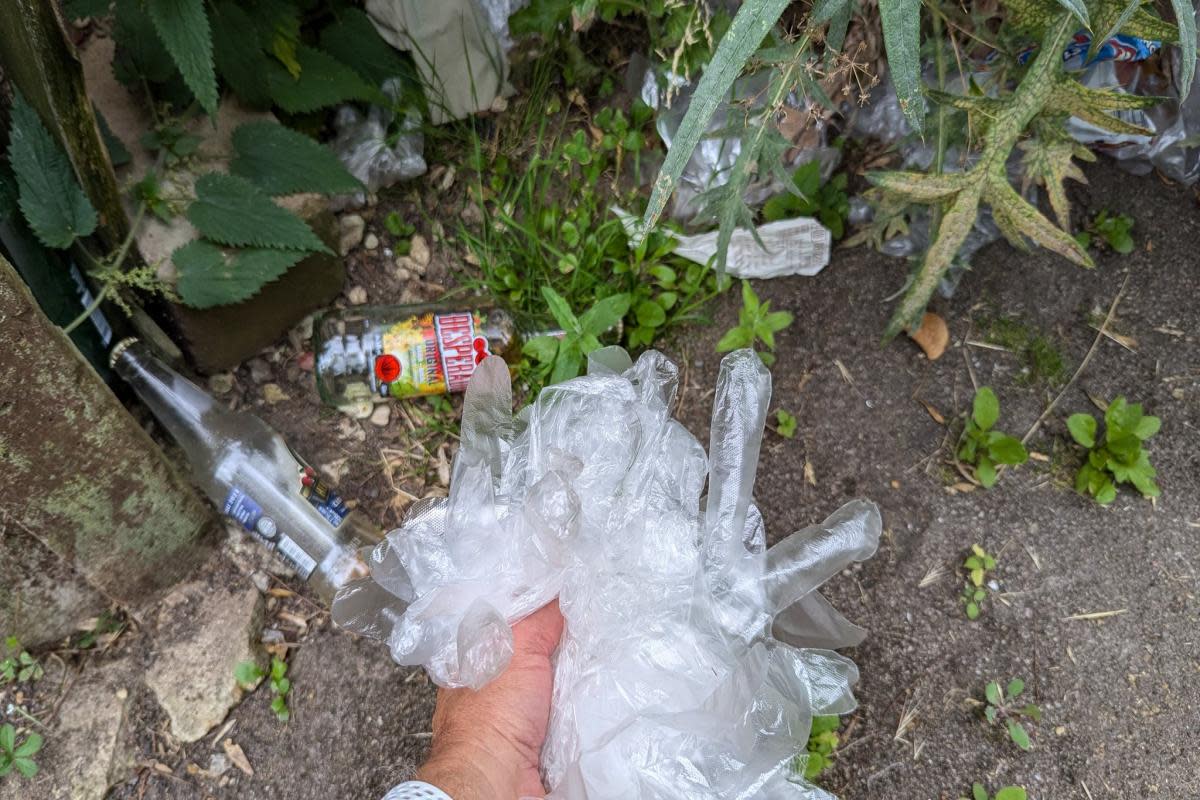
[{"xmin": 983, "ymin": 316, "xmax": 1068, "ymax": 387}]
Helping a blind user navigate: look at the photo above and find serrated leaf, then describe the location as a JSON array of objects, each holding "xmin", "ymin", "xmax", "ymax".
[
  {"xmin": 1053, "ymin": 0, "xmax": 1090, "ymax": 26},
  {"xmin": 867, "ymin": 171, "xmax": 966, "ymax": 203},
  {"xmin": 879, "ymin": 0, "xmax": 925, "ymax": 133},
  {"xmin": 985, "ymin": 174, "xmax": 1093, "ymax": 267},
  {"xmin": 1018, "ymin": 138, "xmax": 1092, "ymax": 229},
  {"xmin": 175, "ymin": 240, "xmax": 308, "ymax": 309},
  {"xmin": 230, "ymin": 122, "xmax": 362, "ymax": 196},
  {"xmin": 1067, "ymin": 413, "xmax": 1097, "ymax": 447},
  {"xmin": 1051, "ymin": 79, "xmax": 1163, "ymax": 137},
  {"xmin": 637, "ymin": 0, "xmax": 792, "ymax": 238},
  {"xmin": 211, "ymin": 1, "xmax": 273, "ymax": 108},
  {"xmin": 266, "ymin": 45, "xmax": 378, "ymax": 113},
  {"xmin": 188, "ymin": 173, "xmax": 329, "ymax": 253},
  {"xmin": 66, "ymin": 0, "xmax": 113, "ymax": 18},
  {"xmin": 1088, "ymin": 0, "xmax": 1142, "ymax": 63},
  {"xmin": 147, "ymin": 0, "xmax": 219, "ymax": 115},
  {"xmin": 811, "ymin": 0, "xmax": 851, "ymax": 24},
  {"xmin": 113, "ymin": 0, "xmax": 177, "ymax": 84},
  {"xmin": 7, "ymin": 91, "xmax": 97, "ymax": 249},
  {"xmin": 1168, "ymin": 0, "xmax": 1196, "ymax": 97},
  {"xmin": 319, "ymin": 8, "xmax": 417, "ymax": 90}
]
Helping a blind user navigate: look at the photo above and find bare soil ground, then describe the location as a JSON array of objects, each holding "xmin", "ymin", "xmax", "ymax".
[{"xmin": 16, "ymin": 160, "xmax": 1196, "ymax": 800}]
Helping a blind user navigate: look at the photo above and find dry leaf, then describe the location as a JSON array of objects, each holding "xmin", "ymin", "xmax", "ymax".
[
  {"xmin": 918, "ymin": 399, "xmax": 945, "ymax": 424},
  {"xmin": 951, "ymin": 482, "xmax": 977, "ymax": 493},
  {"xmin": 278, "ymin": 611, "xmax": 308, "ymax": 632},
  {"xmin": 223, "ymin": 740, "xmax": 254, "ymax": 776},
  {"xmin": 804, "ymin": 459, "xmax": 816, "ymax": 486},
  {"xmin": 1029, "ymin": 451, "xmax": 1050, "ymax": 462},
  {"xmin": 266, "ymin": 587, "xmax": 295, "ymax": 598},
  {"xmin": 436, "ymin": 444, "xmax": 451, "ymax": 487},
  {"xmin": 908, "ymin": 312, "xmax": 949, "ymax": 360}
]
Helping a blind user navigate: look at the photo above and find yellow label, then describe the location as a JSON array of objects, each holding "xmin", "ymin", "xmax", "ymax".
[{"xmin": 378, "ymin": 311, "xmax": 489, "ymax": 398}]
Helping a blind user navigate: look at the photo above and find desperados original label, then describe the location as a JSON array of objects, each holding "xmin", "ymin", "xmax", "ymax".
[{"xmin": 375, "ymin": 311, "xmax": 490, "ymax": 398}]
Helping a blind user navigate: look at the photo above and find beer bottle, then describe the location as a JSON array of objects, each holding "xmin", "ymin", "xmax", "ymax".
[
  {"xmin": 110, "ymin": 339, "xmax": 383, "ymax": 604},
  {"xmin": 312, "ymin": 303, "xmax": 525, "ymax": 406}
]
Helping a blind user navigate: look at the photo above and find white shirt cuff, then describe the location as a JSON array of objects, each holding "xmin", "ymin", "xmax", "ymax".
[{"xmin": 382, "ymin": 780, "xmax": 453, "ymax": 800}]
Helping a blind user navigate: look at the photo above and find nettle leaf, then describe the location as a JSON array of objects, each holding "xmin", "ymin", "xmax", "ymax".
[
  {"xmin": 211, "ymin": 1, "xmax": 273, "ymax": 108},
  {"xmin": 113, "ymin": 0, "xmax": 176, "ymax": 84},
  {"xmin": 175, "ymin": 240, "xmax": 307, "ymax": 308},
  {"xmin": 66, "ymin": 0, "xmax": 113, "ymax": 18},
  {"xmin": 1067, "ymin": 413, "xmax": 1097, "ymax": 447},
  {"xmin": 188, "ymin": 173, "xmax": 330, "ymax": 253},
  {"xmin": 973, "ymin": 388, "xmax": 1000, "ymax": 431},
  {"xmin": 879, "ymin": 0, "xmax": 924, "ymax": 133},
  {"xmin": 147, "ymin": 0, "xmax": 219, "ymax": 115},
  {"xmin": 266, "ymin": 45, "xmax": 377, "ymax": 113},
  {"xmin": 7, "ymin": 91, "xmax": 98, "ymax": 249},
  {"xmin": 319, "ymin": 8, "xmax": 417, "ymax": 90},
  {"xmin": 230, "ymin": 122, "xmax": 363, "ymax": 196}
]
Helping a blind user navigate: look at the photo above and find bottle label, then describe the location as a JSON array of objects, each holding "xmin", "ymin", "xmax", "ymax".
[
  {"xmin": 223, "ymin": 487, "xmax": 316, "ymax": 579},
  {"xmin": 377, "ymin": 311, "xmax": 490, "ymax": 398},
  {"xmin": 299, "ymin": 466, "xmax": 349, "ymax": 527}
]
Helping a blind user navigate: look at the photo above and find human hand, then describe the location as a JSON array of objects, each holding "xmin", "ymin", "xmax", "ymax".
[{"xmin": 416, "ymin": 600, "xmax": 564, "ymax": 800}]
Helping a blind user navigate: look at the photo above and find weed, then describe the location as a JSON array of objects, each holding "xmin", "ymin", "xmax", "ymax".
[
  {"xmin": 957, "ymin": 388, "xmax": 1028, "ymax": 488},
  {"xmin": 761, "ymin": 160, "xmax": 851, "ymax": 239},
  {"xmin": 983, "ymin": 678, "xmax": 1041, "ymax": 751},
  {"xmin": 963, "ymin": 784, "xmax": 1027, "ymax": 800},
  {"xmin": 803, "ymin": 715, "xmax": 841, "ymax": 780},
  {"xmin": 235, "ymin": 656, "xmax": 292, "ymax": 722},
  {"xmin": 0, "ymin": 639, "xmax": 42, "ymax": 684},
  {"xmin": 1076, "ymin": 210, "xmax": 1135, "ymax": 254},
  {"xmin": 73, "ymin": 611, "xmax": 126, "ymax": 651},
  {"xmin": 1068, "ymin": 397, "xmax": 1161, "ymax": 504},
  {"xmin": 960, "ymin": 544, "xmax": 995, "ymax": 621},
  {"xmin": 384, "ymin": 212, "xmax": 416, "ymax": 255},
  {"xmin": 0, "ymin": 724, "xmax": 42, "ymax": 779},
  {"xmin": 984, "ymin": 317, "xmax": 1068, "ymax": 387},
  {"xmin": 717, "ymin": 281, "xmax": 793, "ymax": 366},
  {"xmin": 524, "ymin": 288, "xmax": 630, "ymax": 385},
  {"xmin": 774, "ymin": 409, "xmax": 797, "ymax": 439}
]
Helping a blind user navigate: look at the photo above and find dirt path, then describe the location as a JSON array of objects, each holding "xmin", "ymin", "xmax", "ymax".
[{"xmin": 91, "ymin": 161, "xmax": 1200, "ymax": 800}]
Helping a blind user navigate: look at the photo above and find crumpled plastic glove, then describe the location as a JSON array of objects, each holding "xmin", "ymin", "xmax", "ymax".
[{"xmin": 333, "ymin": 348, "xmax": 881, "ymax": 799}]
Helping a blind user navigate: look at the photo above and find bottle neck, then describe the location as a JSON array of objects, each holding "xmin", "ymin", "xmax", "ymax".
[{"xmin": 111, "ymin": 339, "xmax": 219, "ymax": 464}]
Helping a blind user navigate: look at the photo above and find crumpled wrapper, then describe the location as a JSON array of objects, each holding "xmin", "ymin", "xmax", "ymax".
[{"xmin": 334, "ymin": 348, "xmax": 880, "ymax": 798}]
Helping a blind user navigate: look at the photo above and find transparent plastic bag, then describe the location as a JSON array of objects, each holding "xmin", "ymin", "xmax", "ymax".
[
  {"xmin": 329, "ymin": 78, "xmax": 426, "ymax": 209},
  {"xmin": 333, "ymin": 348, "xmax": 881, "ymax": 798}
]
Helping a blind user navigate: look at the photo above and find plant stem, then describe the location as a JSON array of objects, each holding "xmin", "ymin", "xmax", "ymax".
[
  {"xmin": 61, "ymin": 203, "xmax": 148, "ymax": 336},
  {"xmin": 930, "ymin": 10, "xmax": 948, "ymax": 234},
  {"xmin": 61, "ymin": 284, "xmax": 110, "ymax": 336}
]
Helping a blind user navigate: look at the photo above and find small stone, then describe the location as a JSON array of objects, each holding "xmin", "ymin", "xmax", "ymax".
[
  {"xmin": 249, "ymin": 571, "xmax": 270, "ymax": 593},
  {"xmin": 409, "ymin": 234, "xmax": 431, "ymax": 268},
  {"xmin": 395, "ymin": 266, "xmax": 413, "ymax": 282},
  {"xmin": 261, "ymin": 383, "xmax": 289, "ymax": 404},
  {"xmin": 247, "ymin": 357, "xmax": 272, "ymax": 383},
  {"xmin": 490, "ymin": 95, "xmax": 509, "ymax": 113},
  {"xmin": 438, "ymin": 165, "xmax": 456, "ymax": 192},
  {"xmin": 337, "ymin": 416, "xmax": 366, "ymax": 443},
  {"xmin": 208, "ymin": 373, "xmax": 235, "ymax": 395},
  {"xmin": 319, "ymin": 458, "xmax": 351, "ymax": 487},
  {"xmin": 369, "ymin": 404, "xmax": 391, "ymax": 427},
  {"xmin": 461, "ymin": 202, "xmax": 483, "ymax": 226},
  {"xmin": 207, "ymin": 753, "xmax": 230, "ymax": 778},
  {"xmin": 338, "ymin": 213, "xmax": 365, "ymax": 256},
  {"xmin": 363, "ymin": 232, "xmax": 379, "ymax": 250},
  {"xmin": 347, "ymin": 285, "xmax": 368, "ymax": 305}
]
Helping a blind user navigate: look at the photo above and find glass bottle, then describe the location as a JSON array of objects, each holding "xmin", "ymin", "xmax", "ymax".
[
  {"xmin": 312, "ymin": 303, "xmax": 524, "ymax": 406},
  {"xmin": 110, "ymin": 338, "xmax": 382, "ymax": 604}
]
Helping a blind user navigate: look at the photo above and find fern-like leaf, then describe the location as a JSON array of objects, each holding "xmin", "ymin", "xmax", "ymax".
[
  {"xmin": 6, "ymin": 91, "xmax": 97, "ymax": 249},
  {"xmin": 174, "ymin": 240, "xmax": 307, "ymax": 308},
  {"xmin": 265, "ymin": 46, "xmax": 378, "ymax": 113},
  {"xmin": 1050, "ymin": 78, "xmax": 1164, "ymax": 136},
  {"xmin": 879, "ymin": 0, "xmax": 925, "ymax": 134},
  {"xmin": 146, "ymin": 0, "xmax": 219, "ymax": 115},
  {"xmin": 230, "ymin": 122, "xmax": 363, "ymax": 196},
  {"xmin": 187, "ymin": 173, "xmax": 330, "ymax": 253},
  {"xmin": 984, "ymin": 172, "xmax": 1093, "ymax": 264},
  {"xmin": 1018, "ymin": 137, "xmax": 1094, "ymax": 229}
]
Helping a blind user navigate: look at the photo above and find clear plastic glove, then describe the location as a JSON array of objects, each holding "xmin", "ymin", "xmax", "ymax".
[{"xmin": 334, "ymin": 348, "xmax": 881, "ymax": 798}]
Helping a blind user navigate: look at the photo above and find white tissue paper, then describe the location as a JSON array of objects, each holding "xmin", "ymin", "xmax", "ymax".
[{"xmin": 333, "ymin": 347, "xmax": 881, "ymax": 798}]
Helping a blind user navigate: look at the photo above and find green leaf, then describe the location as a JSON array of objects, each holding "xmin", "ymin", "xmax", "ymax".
[
  {"xmin": 973, "ymin": 784, "xmax": 989, "ymax": 800},
  {"xmin": 985, "ymin": 681, "xmax": 1002, "ymax": 706},
  {"xmin": 878, "ymin": 0, "xmax": 925, "ymax": 133},
  {"xmin": 966, "ymin": 601, "xmax": 980, "ymax": 620},
  {"xmin": 14, "ymin": 757, "xmax": 38, "ymax": 778},
  {"xmin": 147, "ymin": 0, "xmax": 219, "ymax": 115},
  {"xmin": 1053, "ymin": 0, "xmax": 1090, "ymax": 26},
  {"xmin": 1133, "ymin": 415, "xmax": 1161, "ymax": 440},
  {"xmin": 270, "ymin": 694, "xmax": 290, "ymax": 721},
  {"xmin": 995, "ymin": 789, "xmax": 1028, "ymax": 800},
  {"xmin": 973, "ymin": 388, "xmax": 1000, "ymax": 431},
  {"xmin": 1007, "ymin": 678, "xmax": 1025, "ymax": 698},
  {"xmin": 977, "ymin": 457, "xmax": 997, "ymax": 487},
  {"xmin": 1169, "ymin": 0, "xmax": 1197, "ymax": 100},
  {"xmin": 540, "ymin": 286, "xmax": 581, "ymax": 334},
  {"xmin": 635, "ymin": 300, "xmax": 667, "ymax": 329},
  {"xmin": 188, "ymin": 173, "xmax": 329, "ymax": 253},
  {"xmin": 867, "ymin": 171, "xmax": 964, "ymax": 203},
  {"xmin": 230, "ymin": 122, "xmax": 363, "ymax": 196},
  {"xmin": 1067, "ymin": 413, "xmax": 1097, "ymax": 448},
  {"xmin": 13, "ymin": 733, "xmax": 41, "ymax": 758},
  {"xmin": 274, "ymin": 677, "xmax": 290, "ymax": 695},
  {"xmin": 970, "ymin": 566, "xmax": 985, "ymax": 586},
  {"xmin": 234, "ymin": 659, "xmax": 264, "ymax": 686},
  {"xmin": 7, "ymin": 91, "xmax": 97, "ymax": 249},
  {"xmin": 1022, "ymin": 704, "xmax": 1043, "ymax": 722},
  {"xmin": 1095, "ymin": 480, "xmax": 1118, "ymax": 504},
  {"xmin": 579, "ymin": 293, "xmax": 630, "ymax": 336},
  {"xmin": 266, "ymin": 46, "xmax": 377, "ymax": 113},
  {"xmin": 0, "ymin": 724, "xmax": 13, "ymax": 754},
  {"xmin": 66, "ymin": 0, "xmax": 113, "ymax": 18},
  {"xmin": 741, "ymin": 280, "xmax": 761, "ymax": 313},
  {"xmin": 987, "ymin": 434, "xmax": 1028, "ymax": 466},
  {"xmin": 211, "ymin": 1, "xmax": 273, "ymax": 108},
  {"xmin": 319, "ymin": 8, "xmax": 417, "ymax": 90},
  {"xmin": 270, "ymin": 656, "xmax": 287, "ymax": 681},
  {"xmin": 113, "ymin": 0, "xmax": 177, "ymax": 85},
  {"xmin": 775, "ymin": 409, "xmax": 797, "ymax": 438},
  {"xmin": 95, "ymin": 108, "xmax": 132, "ymax": 167},
  {"xmin": 716, "ymin": 326, "xmax": 753, "ymax": 352},
  {"xmin": 175, "ymin": 240, "xmax": 307, "ymax": 308},
  {"xmin": 985, "ymin": 705, "xmax": 998, "ymax": 723},
  {"xmin": 1007, "ymin": 719, "xmax": 1032, "ymax": 750},
  {"xmin": 523, "ymin": 335, "xmax": 560, "ymax": 364},
  {"xmin": 636, "ymin": 0, "xmax": 792, "ymax": 238},
  {"xmin": 550, "ymin": 342, "xmax": 583, "ymax": 384}
]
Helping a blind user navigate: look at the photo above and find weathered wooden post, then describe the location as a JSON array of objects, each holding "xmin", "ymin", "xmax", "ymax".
[{"xmin": 0, "ymin": 254, "xmax": 217, "ymax": 645}]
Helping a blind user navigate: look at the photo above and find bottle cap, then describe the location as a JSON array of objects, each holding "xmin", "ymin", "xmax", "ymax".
[{"xmin": 108, "ymin": 337, "xmax": 141, "ymax": 369}]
